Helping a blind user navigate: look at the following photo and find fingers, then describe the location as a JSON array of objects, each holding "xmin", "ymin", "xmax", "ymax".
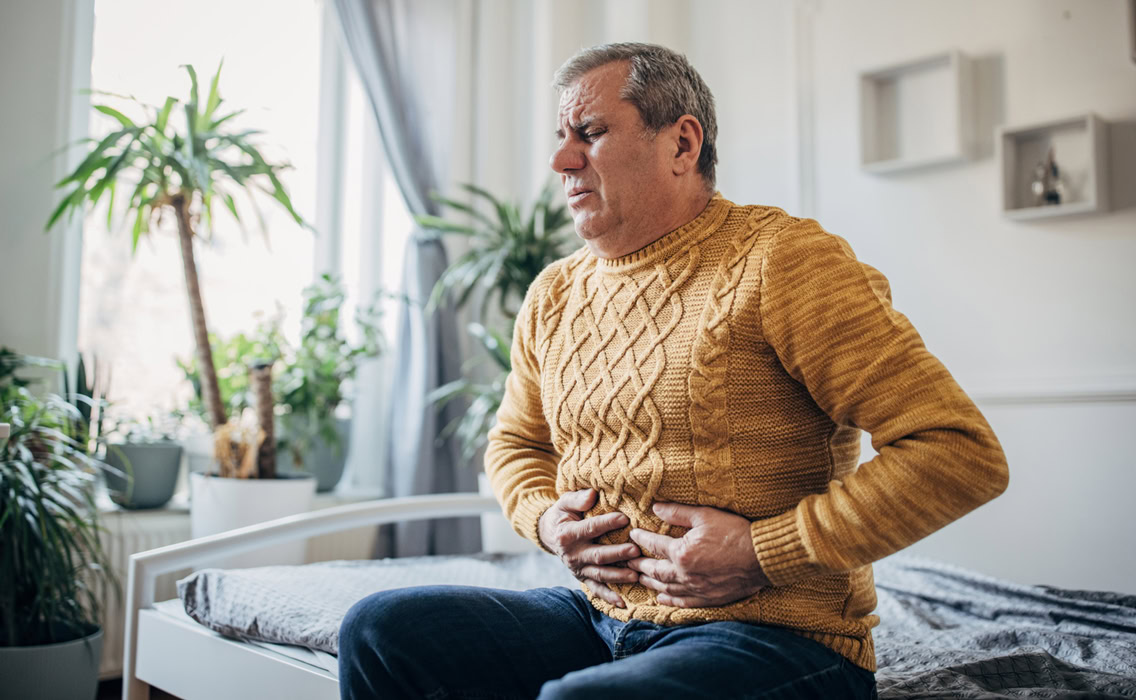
[
  {"xmin": 559, "ymin": 488, "xmax": 598, "ymax": 514},
  {"xmin": 628, "ymin": 528, "xmax": 678, "ymax": 561},
  {"xmin": 563, "ymin": 511, "xmax": 629, "ymax": 543},
  {"xmin": 569, "ymin": 541, "xmax": 639, "ymax": 567},
  {"xmin": 578, "ymin": 564, "xmax": 639, "ymax": 584},
  {"xmin": 651, "ymin": 501, "xmax": 699, "ymax": 528},
  {"xmin": 638, "ymin": 574, "xmax": 679, "ymax": 595},
  {"xmin": 582, "ymin": 578, "xmax": 625, "ymax": 608},
  {"xmin": 626, "ymin": 556, "xmax": 678, "ymax": 582}
]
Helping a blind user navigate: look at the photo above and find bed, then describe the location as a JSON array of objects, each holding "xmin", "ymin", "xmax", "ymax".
[{"xmin": 121, "ymin": 494, "xmax": 1136, "ymax": 699}]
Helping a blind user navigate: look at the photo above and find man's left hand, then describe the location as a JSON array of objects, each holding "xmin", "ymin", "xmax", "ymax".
[{"xmin": 627, "ymin": 502, "xmax": 771, "ymax": 607}]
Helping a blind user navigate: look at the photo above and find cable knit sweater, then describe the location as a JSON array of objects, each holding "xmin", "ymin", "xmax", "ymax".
[{"xmin": 483, "ymin": 193, "xmax": 1009, "ymax": 672}]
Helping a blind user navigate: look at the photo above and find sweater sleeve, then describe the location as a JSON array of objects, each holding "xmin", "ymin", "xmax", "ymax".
[
  {"xmin": 483, "ymin": 265, "xmax": 562, "ymax": 554},
  {"xmin": 750, "ymin": 220, "xmax": 1009, "ymax": 586}
]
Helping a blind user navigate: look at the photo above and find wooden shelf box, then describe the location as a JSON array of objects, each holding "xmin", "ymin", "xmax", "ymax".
[
  {"xmin": 998, "ymin": 113, "xmax": 1110, "ymax": 221},
  {"xmin": 860, "ymin": 50, "xmax": 977, "ymax": 173}
]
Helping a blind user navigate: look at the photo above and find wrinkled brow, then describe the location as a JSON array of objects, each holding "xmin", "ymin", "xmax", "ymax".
[{"xmin": 554, "ymin": 117, "xmax": 595, "ymax": 140}]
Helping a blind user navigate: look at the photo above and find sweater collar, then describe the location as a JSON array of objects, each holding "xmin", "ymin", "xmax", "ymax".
[{"xmin": 593, "ymin": 193, "xmax": 732, "ymax": 274}]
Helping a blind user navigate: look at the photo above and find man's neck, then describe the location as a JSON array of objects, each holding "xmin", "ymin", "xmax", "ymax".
[{"xmin": 588, "ymin": 190, "xmax": 714, "ymax": 260}]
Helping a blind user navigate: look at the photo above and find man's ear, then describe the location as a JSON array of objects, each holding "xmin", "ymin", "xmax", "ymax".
[{"xmin": 671, "ymin": 115, "xmax": 704, "ymax": 177}]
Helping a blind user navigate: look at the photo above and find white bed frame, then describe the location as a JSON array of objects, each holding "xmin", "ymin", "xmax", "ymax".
[{"xmin": 122, "ymin": 493, "xmax": 502, "ymax": 700}]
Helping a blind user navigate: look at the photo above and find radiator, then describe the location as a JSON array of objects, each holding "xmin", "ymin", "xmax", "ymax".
[{"xmin": 96, "ymin": 497, "xmax": 379, "ymax": 679}]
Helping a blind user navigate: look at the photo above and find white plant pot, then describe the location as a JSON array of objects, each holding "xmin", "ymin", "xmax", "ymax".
[
  {"xmin": 189, "ymin": 472, "xmax": 317, "ymax": 569},
  {"xmin": 477, "ymin": 472, "xmax": 539, "ymax": 554},
  {"xmin": 183, "ymin": 431, "xmax": 217, "ymax": 474}
]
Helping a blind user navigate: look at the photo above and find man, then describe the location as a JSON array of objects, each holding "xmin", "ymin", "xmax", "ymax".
[{"xmin": 339, "ymin": 42, "xmax": 1009, "ymax": 699}]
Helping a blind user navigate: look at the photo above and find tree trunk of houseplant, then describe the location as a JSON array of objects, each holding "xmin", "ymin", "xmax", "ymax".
[{"xmin": 171, "ymin": 192, "xmax": 227, "ymax": 430}]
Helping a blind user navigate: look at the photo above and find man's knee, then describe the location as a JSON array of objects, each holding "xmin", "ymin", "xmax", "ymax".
[
  {"xmin": 538, "ymin": 672, "xmax": 618, "ymax": 700},
  {"xmin": 338, "ymin": 588, "xmax": 423, "ymax": 661}
]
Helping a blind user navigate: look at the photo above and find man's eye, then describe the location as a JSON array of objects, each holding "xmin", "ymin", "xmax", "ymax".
[{"xmin": 583, "ymin": 130, "xmax": 604, "ymax": 141}]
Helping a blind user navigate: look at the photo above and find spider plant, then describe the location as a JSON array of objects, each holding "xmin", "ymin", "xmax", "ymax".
[
  {"xmin": 0, "ymin": 353, "xmax": 118, "ymax": 647},
  {"xmin": 44, "ymin": 60, "xmax": 309, "ymax": 433},
  {"xmin": 416, "ymin": 182, "xmax": 575, "ymax": 461}
]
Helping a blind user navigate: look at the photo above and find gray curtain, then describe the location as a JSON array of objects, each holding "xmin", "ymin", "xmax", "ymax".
[{"xmin": 331, "ymin": 0, "xmax": 480, "ymax": 556}]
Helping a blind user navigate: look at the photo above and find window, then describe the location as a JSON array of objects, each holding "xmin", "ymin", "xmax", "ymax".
[{"xmin": 80, "ymin": 0, "xmax": 322, "ymax": 421}]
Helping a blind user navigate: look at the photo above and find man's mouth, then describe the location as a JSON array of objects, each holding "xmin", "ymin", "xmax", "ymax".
[{"xmin": 568, "ymin": 189, "xmax": 593, "ymax": 205}]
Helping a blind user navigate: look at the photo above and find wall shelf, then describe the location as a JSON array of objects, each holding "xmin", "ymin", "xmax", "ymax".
[
  {"xmin": 998, "ymin": 113, "xmax": 1109, "ymax": 221},
  {"xmin": 859, "ymin": 50, "xmax": 976, "ymax": 173}
]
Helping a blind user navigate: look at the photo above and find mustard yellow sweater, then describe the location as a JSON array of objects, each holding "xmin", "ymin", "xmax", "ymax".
[{"xmin": 484, "ymin": 194, "xmax": 1009, "ymax": 672}]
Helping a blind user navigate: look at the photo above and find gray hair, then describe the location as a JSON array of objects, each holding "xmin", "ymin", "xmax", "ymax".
[{"xmin": 553, "ymin": 42, "xmax": 718, "ymax": 191}]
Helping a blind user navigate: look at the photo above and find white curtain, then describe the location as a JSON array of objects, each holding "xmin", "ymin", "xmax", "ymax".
[{"xmin": 331, "ymin": 0, "xmax": 479, "ymax": 556}]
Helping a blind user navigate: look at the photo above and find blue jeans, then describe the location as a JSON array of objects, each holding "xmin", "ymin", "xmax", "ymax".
[{"xmin": 338, "ymin": 585, "xmax": 878, "ymax": 699}]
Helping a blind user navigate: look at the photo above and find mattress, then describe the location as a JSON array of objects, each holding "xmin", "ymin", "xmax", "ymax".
[
  {"xmin": 177, "ymin": 552, "xmax": 1136, "ymax": 698},
  {"xmin": 152, "ymin": 599, "xmax": 340, "ymax": 677}
]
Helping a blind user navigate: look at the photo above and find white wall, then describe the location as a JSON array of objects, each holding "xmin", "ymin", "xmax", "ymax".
[
  {"xmin": 474, "ymin": 0, "xmax": 1136, "ymax": 594},
  {"xmin": 806, "ymin": 0, "xmax": 1136, "ymax": 595},
  {"xmin": 0, "ymin": 0, "xmax": 93, "ymax": 371}
]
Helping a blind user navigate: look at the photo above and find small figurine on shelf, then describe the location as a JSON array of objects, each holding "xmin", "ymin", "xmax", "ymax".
[{"xmin": 1030, "ymin": 145, "xmax": 1066, "ymax": 206}]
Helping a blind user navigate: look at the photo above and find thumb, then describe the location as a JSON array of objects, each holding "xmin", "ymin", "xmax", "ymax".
[{"xmin": 560, "ymin": 488, "xmax": 597, "ymax": 513}]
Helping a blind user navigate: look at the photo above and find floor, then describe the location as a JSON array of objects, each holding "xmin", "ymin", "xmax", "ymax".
[{"xmin": 98, "ymin": 678, "xmax": 181, "ymax": 699}]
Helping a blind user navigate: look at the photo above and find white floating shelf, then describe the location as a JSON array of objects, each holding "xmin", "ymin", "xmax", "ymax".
[
  {"xmin": 859, "ymin": 50, "xmax": 976, "ymax": 173},
  {"xmin": 998, "ymin": 113, "xmax": 1109, "ymax": 221}
]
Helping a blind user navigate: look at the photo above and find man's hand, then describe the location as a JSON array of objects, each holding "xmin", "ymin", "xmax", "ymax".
[
  {"xmin": 538, "ymin": 488, "xmax": 639, "ymax": 608},
  {"xmin": 627, "ymin": 502, "xmax": 771, "ymax": 607}
]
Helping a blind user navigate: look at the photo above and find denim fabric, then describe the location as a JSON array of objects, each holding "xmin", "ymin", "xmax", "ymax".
[{"xmin": 338, "ymin": 585, "xmax": 877, "ymax": 699}]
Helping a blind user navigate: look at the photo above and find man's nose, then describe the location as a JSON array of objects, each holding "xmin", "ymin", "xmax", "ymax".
[{"xmin": 549, "ymin": 140, "xmax": 585, "ymax": 174}]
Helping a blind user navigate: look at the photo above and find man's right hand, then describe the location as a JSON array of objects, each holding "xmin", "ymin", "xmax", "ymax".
[{"xmin": 538, "ymin": 488, "xmax": 639, "ymax": 608}]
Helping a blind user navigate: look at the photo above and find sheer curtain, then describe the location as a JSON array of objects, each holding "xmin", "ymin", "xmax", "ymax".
[{"xmin": 331, "ymin": 0, "xmax": 479, "ymax": 556}]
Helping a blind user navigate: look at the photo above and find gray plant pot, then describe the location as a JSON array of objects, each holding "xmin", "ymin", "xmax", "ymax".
[
  {"xmin": 276, "ymin": 417, "xmax": 351, "ymax": 492},
  {"xmin": 103, "ymin": 441, "xmax": 183, "ymax": 509},
  {"xmin": 0, "ymin": 626, "xmax": 103, "ymax": 700}
]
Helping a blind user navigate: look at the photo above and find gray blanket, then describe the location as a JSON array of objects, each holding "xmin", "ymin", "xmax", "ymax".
[{"xmin": 178, "ymin": 553, "xmax": 1136, "ymax": 698}]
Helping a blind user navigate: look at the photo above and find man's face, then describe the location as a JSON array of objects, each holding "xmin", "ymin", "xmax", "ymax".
[{"xmin": 550, "ymin": 62, "xmax": 673, "ymax": 248}]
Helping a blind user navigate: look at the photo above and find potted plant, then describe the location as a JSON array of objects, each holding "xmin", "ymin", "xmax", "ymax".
[
  {"xmin": 45, "ymin": 61, "xmax": 319, "ymax": 564},
  {"xmin": 417, "ymin": 182, "xmax": 574, "ymax": 461},
  {"xmin": 45, "ymin": 59, "xmax": 307, "ymax": 438},
  {"xmin": 273, "ymin": 273, "xmax": 385, "ymax": 491},
  {"xmin": 176, "ymin": 274, "xmax": 385, "ymax": 492},
  {"xmin": 100, "ymin": 413, "xmax": 183, "ymax": 510},
  {"xmin": 0, "ymin": 351, "xmax": 118, "ymax": 700},
  {"xmin": 415, "ymin": 182, "xmax": 575, "ymax": 552}
]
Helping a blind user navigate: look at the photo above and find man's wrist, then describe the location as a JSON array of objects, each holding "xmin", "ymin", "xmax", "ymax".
[{"xmin": 514, "ymin": 492, "xmax": 560, "ymax": 555}]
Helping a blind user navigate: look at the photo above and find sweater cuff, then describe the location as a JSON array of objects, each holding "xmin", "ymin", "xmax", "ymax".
[
  {"xmin": 511, "ymin": 492, "xmax": 560, "ymax": 555},
  {"xmin": 751, "ymin": 508, "xmax": 820, "ymax": 586}
]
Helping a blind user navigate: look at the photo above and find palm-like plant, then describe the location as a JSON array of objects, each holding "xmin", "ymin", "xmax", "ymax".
[
  {"xmin": 45, "ymin": 61, "xmax": 307, "ymax": 432},
  {"xmin": 416, "ymin": 182, "xmax": 575, "ymax": 460}
]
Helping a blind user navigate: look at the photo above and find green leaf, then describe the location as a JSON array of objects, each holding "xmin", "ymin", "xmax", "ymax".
[
  {"xmin": 209, "ymin": 108, "xmax": 245, "ymax": 130},
  {"xmin": 105, "ymin": 179, "xmax": 116, "ymax": 229},
  {"xmin": 44, "ymin": 186, "xmax": 85, "ymax": 232},
  {"xmin": 93, "ymin": 104, "xmax": 135, "ymax": 129},
  {"xmin": 181, "ymin": 64, "xmax": 200, "ymax": 107},
  {"xmin": 54, "ymin": 127, "xmax": 133, "ymax": 188},
  {"xmin": 131, "ymin": 206, "xmax": 145, "ymax": 253},
  {"xmin": 220, "ymin": 190, "xmax": 240, "ymax": 222},
  {"xmin": 203, "ymin": 58, "xmax": 224, "ymax": 126},
  {"xmin": 413, "ymin": 214, "xmax": 477, "ymax": 236},
  {"xmin": 155, "ymin": 96, "xmax": 177, "ymax": 132}
]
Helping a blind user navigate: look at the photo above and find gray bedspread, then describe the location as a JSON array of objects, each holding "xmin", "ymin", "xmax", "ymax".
[{"xmin": 178, "ymin": 553, "xmax": 1136, "ymax": 698}]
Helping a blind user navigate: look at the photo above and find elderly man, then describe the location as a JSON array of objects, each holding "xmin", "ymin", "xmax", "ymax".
[{"xmin": 339, "ymin": 42, "xmax": 1008, "ymax": 699}]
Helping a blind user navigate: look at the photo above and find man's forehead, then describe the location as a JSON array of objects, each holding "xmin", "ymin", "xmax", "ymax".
[{"xmin": 557, "ymin": 62, "xmax": 628, "ymax": 120}]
